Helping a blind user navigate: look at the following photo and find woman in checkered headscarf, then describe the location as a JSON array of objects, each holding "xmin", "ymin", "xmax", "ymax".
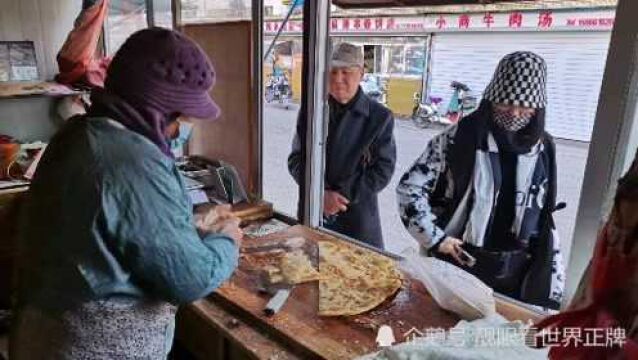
[
  {"xmin": 397, "ymin": 52, "xmax": 565, "ymax": 309},
  {"xmin": 484, "ymin": 51, "xmax": 548, "ymax": 153}
]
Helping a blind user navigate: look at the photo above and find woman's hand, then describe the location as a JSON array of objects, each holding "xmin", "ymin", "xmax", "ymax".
[
  {"xmin": 211, "ymin": 217, "xmax": 243, "ymax": 247},
  {"xmin": 196, "ymin": 205, "xmax": 243, "ymax": 247},
  {"xmin": 437, "ymin": 237, "xmax": 464, "ymax": 265}
]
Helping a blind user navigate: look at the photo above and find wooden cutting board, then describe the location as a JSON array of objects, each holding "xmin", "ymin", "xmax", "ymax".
[{"xmin": 210, "ymin": 225, "xmax": 460, "ymax": 360}]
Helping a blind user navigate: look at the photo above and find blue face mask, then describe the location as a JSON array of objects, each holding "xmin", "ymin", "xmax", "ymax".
[{"xmin": 169, "ymin": 121, "xmax": 194, "ymax": 158}]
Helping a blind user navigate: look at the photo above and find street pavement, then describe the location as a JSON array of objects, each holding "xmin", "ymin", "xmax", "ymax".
[{"xmin": 262, "ymin": 103, "xmax": 588, "ymax": 264}]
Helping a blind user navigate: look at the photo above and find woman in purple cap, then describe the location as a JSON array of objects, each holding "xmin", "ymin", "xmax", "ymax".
[{"xmin": 11, "ymin": 28, "xmax": 241, "ymax": 358}]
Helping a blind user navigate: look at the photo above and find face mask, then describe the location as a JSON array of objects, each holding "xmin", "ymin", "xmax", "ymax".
[
  {"xmin": 493, "ymin": 108, "xmax": 533, "ymax": 131},
  {"xmin": 169, "ymin": 121, "xmax": 194, "ymax": 158}
]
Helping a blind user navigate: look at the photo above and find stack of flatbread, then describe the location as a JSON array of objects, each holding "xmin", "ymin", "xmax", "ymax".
[{"xmin": 318, "ymin": 241, "xmax": 403, "ymax": 316}]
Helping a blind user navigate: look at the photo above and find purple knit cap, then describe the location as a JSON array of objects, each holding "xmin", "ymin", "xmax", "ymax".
[{"xmin": 105, "ymin": 27, "xmax": 220, "ymax": 121}]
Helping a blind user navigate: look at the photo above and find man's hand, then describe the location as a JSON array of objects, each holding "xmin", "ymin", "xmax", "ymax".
[
  {"xmin": 196, "ymin": 205, "xmax": 243, "ymax": 247},
  {"xmin": 323, "ymin": 190, "xmax": 349, "ymax": 216},
  {"xmin": 437, "ymin": 237, "xmax": 464, "ymax": 265}
]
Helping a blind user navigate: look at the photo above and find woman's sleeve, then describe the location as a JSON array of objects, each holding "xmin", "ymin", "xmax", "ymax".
[
  {"xmin": 102, "ymin": 160, "xmax": 238, "ymax": 305},
  {"xmin": 396, "ymin": 128, "xmax": 454, "ymax": 250}
]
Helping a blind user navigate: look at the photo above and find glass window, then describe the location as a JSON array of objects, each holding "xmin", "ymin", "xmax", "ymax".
[
  {"xmin": 106, "ymin": 0, "xmax": 148, "ymax": 55},
  {"xmin": 181, "ymin": 0, "xmax": 252, "ymax": 24},
  {"xmin": 363, "ymin": 45, "xmax": 376, "ymax": 73},
  {"xmin": 388, "ymin": 46, "xmax": 404, "ymax": 74},
  {"xmin": 404, "ymin": 46, "xmax": 425, "ymax": 76},
  {"xmin": 150, "ymin": 0, "xmax": 173, "ymax": 28},
  {"xmin": 262, "ymin": 33, "xmax": 303, "ymax": 218}
]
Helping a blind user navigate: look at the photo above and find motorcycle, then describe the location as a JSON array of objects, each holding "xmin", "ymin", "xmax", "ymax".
[
  {"xmin": 412, "ymin": 92, "xmax": 443, "ymax": 128},
  {"xmin": 265, "ymin": 74, "xmax": 293, "ymax": 108}
]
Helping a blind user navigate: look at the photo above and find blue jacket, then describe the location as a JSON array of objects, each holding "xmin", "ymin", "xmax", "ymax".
[{"xmin": 16, "ymin": 117, "xmax": 238, "ymax": 311}]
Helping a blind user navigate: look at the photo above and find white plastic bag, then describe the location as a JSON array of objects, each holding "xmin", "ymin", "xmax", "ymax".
[{"xmin": 399, "ymin": 248, "xmax": 496, "ymax": 320}]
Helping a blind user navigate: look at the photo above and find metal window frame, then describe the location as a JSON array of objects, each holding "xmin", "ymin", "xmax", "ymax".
[
  {"xmin": 172, "ymin": 0, "xmax": 181, "ymax": 29},
  {"xmin": 146, "ymin": 0, "xmax": 155, "ymax": 27},
  {"xmin": 299, "ymin": 0, "xmax": 331, "ymax": 227},
  {"xmin": 253, "ymin": 0, "xmax": 264, "ymax": 199}
]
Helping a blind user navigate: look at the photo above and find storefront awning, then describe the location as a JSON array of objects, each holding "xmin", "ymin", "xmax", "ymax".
[{"xmin": 332, "ymin": 0, "xmax": 519, "ymax": 8}]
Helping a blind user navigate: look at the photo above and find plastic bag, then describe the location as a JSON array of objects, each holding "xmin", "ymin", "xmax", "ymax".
[{"xmin": 400, "ymin": 248, "xmax": 496, "ymax": 320}]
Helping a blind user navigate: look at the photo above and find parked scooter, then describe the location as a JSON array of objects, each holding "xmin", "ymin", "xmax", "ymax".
[
  {"xmin": 412, "ymin": 92, "xmax": 443, "ymax": 128},
  {"xmin": 265, "ymin": 74, "xmax": 293, "ymax": 108},
  {"xmin": 412, "ymin": 81, "xmax": 478, "ymax": 128},
  {"xmin": 446, "ymin": 81, "xmax": 478, "ymax": 123}
]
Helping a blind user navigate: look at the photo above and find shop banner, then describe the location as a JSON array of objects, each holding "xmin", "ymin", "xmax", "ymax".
[{"xmin": 264, "ymin": 9, "xmax": 615, "ymax": 35}]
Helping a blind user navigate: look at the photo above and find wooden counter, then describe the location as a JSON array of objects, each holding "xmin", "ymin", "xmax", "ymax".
[{"xmin": 176, "ymin": 223, "xmax": 545, "ymax": 359}]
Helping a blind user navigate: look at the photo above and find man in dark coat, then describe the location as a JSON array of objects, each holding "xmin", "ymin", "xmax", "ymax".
[{"xmin": 288, "ymin": 42, "xmax": 396, "ymax": 249}]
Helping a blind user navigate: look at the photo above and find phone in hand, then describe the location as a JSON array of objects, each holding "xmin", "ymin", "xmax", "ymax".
[{"xmin": 459, "ymin": 249, "xmax": 477, "ymax": 267}]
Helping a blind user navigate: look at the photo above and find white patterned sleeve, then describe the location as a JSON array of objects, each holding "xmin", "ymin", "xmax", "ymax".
[
  {"xmin": 396, "ymin": 127, "xmax": 455, "ymax": 249},
  {"xmin": 549, "ymin": 228, "xmax": 566, "ymax": 303}
]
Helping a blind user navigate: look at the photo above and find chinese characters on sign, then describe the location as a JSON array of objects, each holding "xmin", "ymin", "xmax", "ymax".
[
  {"xmin": 436, "ymin": 15, "xmax": 447, "ymax": 29},
  {"xmin": 509, "ymin": 12, "xmax": 523, "ymax": 28},
  {"xmin": 458, "ymin": 15, "xmax": 470, "ymax": 29},
  {"xmin": 364, "ymin": 18, "xmax": 372, "ymax": 30},
  {"xmin": 538, "ymin": 11, "xmax": 554, "ymax": 28},
  {"xmin": 263, "ymin": 10, "xmax": 616, "ymax": 34},
  {"xmin": 483, "ymin": 13, "xmax": 495, "ymax": 28}
]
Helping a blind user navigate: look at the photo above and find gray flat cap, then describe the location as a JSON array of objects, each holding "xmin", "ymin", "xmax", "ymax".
[{"xmin": 331, "ymin": 42, "xmax": 364, "ymax": 69}]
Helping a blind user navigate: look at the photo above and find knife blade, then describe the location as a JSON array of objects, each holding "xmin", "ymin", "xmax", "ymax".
[
  {"xmin": 243, "ymin": 236, "xmax": 306, "ymax": 254},
  {"xmin": 243, "ymin": 244, "xmax": 290, "ymax": 254}
]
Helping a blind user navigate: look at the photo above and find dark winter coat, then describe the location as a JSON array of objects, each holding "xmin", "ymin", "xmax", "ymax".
[{"xmin": 288, "ymin": 89, "xmax": 396, "ymax": 249}]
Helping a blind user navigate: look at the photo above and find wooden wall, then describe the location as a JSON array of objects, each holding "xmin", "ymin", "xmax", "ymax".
[
  {"xmin": 0, "ymin": 0, "xmax": 80, "ymax": 80},
  {"xmin": 183, "ymin": 21, "xmax": 258, "ymax": 197}
]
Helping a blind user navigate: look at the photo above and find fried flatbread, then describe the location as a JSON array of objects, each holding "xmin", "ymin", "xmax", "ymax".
[{"xmin": 318, "ymin": 241, "xmax": 402, "ymax": 316}]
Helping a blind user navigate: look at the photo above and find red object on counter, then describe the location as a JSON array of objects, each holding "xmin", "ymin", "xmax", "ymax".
[{"xmin": 0, "ymin": 136, "xmax": 20, "ymax": 179}]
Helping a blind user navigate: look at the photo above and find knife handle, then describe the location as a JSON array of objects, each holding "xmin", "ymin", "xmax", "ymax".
[{"xmin": 264, "ymin": 288, "xmax": 291, "ymax": 316}]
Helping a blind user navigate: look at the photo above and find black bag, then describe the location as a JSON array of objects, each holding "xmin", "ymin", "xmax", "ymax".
[{"xmin": 463, "ymin": 245, "xmax": 531, "ymax": 298}]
